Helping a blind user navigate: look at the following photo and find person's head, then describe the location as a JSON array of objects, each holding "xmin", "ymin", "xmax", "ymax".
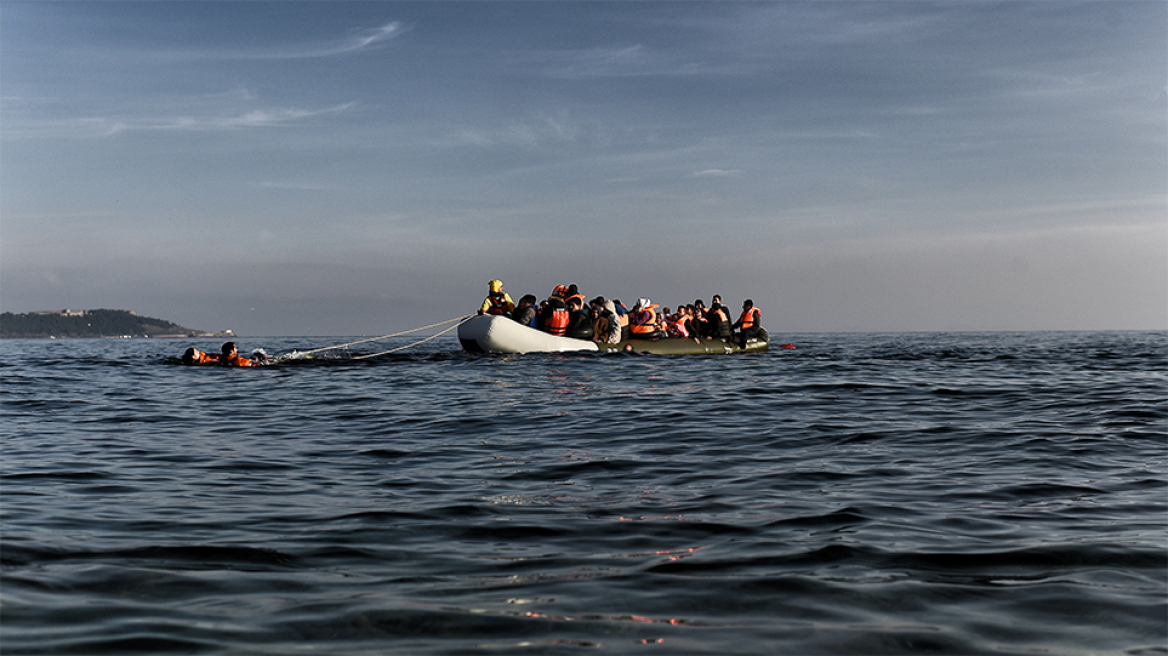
[
  {"xmin": 182, "ymin": 347, "xmax": 198, "ymax": 365},
  {"xmin": 568, "ymin": 297, "xmax": 583, "ymax": 311},
  {"xmin": 743, "ymin": 299, "xmax": 754, "ymax": 309},
  {"xmin": 712, "ymin": 295, "xmax": 722, "ymax": 305},
  {"xmin": 221, "ymin": 342, "xmax": 237, "ymax": 357},
  {"xmin": 519, "ymin": 294, "xmax": 537, "ymax": 308},
  {"xmin": 553, "ymin": 284, "xmax": 568, "ymax": 299},
  {"xmin": 489, "ymin": 279, "xmax": 504, "ymax": 293},
  {"xmin": 695, "ymin": 299, "xmax": 705, "ymax": 309},
  {"xmin": 567, "ymin": 284, "xmax": 579, "ymax": 296}
]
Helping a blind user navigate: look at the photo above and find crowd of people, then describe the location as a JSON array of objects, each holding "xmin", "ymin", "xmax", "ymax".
[{"xmin": 479, "ymin": 279, "xmax": 763, "ymax": 348}]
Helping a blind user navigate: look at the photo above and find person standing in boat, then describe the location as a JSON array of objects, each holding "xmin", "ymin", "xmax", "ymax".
[
  {"xmin": 705, "ymin": 301, "xmax": 733, "ymax": 341},
  {"xmin": 479, "ymin": 279, "xmax": 515, "ymax": 316},
  {"xmin": 732, "ymin": 299, "xmax": 763, "ymax": 348}
]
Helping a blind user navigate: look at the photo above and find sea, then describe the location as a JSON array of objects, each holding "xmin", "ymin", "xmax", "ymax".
[{"xmin": 2, "ymin": 331, "xmax": 1165, "ymax": 655}]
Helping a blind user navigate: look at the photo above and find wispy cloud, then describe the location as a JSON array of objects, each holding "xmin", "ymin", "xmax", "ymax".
[
  {"xmin": 252, "ymin": 21, "xmax": 406, "ymax": 60},
  {"xmin": 692, "ymin": 169, "xmax": 744, "ymax": 178},
  {"xmin": 4, "ymin": 103, "xmax": 356, "ymax": 139},
  {"xmin": 162, "ymin": 21, "xmax": 407, "ymax": 62}
]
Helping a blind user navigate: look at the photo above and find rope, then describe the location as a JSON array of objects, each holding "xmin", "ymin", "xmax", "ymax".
[
  {"xmin": 352, "ymin": 320, "xmax": 465, "ymax": 359},
  {"xmin": 277, "ymin": 314, "xmax": 472, "ymax": 361}
]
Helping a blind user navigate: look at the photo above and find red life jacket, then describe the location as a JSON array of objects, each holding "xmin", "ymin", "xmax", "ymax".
[
  {"xmin": 544, "ymin": 307, "xmax": 569, "ymax": 336},
  {"xmin": 485, "ymin": 292, "xmax": 512, "ymax": 315}
]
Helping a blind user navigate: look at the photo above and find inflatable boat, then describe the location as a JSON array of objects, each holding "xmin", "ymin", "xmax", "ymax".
[{"xmin": 458, "ymin": 314, "xmax": 769, "ymax": 355}]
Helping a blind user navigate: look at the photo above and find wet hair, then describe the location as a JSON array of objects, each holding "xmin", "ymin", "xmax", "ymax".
[
  {"xmin": 221, "ymin": 342, "xmax": 237, "ymax": 356},
  {"xmin": 182, "ymin": 348, "xmax": 197, "ymax": 365},
  {"xmin": 519, "ymin": 294, "xmax": 537, "ymax": 305}
]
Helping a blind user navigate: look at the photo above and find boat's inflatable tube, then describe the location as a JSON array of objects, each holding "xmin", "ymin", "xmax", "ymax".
[
  {"xmin": 459, "ymin": 314, "xmax": 598, "ymax": 353},
  {"xmin": 459, "ymin": 315, "xmax": 768, "ymax": 355}
]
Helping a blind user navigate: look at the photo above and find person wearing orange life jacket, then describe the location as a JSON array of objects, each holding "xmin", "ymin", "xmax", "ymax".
[
  {"xmin": 181, "ymin": 347, "xmax": 220, "ymax": 365},
  {"xmin": 220, "ymin": 341, "xmax": 257, "ymax": 367},
  {"xmin": 629, "ymin": 298, "xmax": 666, "ymax": 340},
  {"xmin": 539, "ymin": 288, "xmax": 570, "ymax": 336},
  {"xmin": 732, "ymin": 299, "xmax": 763, "ymax": 348},
  {"xmin": 563, "ymin": 283, "xmax": 586, "ymax": 307},
  {"xmin": 479, "ymin": 279, "xmax": 515, "ymax": 316}
]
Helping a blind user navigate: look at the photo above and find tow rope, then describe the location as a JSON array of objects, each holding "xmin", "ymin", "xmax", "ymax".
[{"xmin": 277, "ymin": 314, "xmax": 472, "ymax": 361}]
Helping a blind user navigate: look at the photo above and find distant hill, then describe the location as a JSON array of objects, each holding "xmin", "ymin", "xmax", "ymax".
[{"xmin": 0, "ymin": 309, "xmax": 231, "ymax": 339}]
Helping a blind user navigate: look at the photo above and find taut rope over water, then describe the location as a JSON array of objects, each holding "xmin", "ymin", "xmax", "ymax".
[{"xmin": 278, "ymin": 314, "xmax": 472, "ymax": 361}]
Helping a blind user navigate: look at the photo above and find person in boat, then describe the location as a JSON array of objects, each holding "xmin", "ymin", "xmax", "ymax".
[
  {"xmin": 704, "ymin": 301, "xmax": 733, "ymax": 341},
  {"xmin": 667, "ymin": 306, "xmax": 695, "ymax": 340},
  {"xmin": 612, "ymin": 299, "xmax": 631, "ymax": 341},
  {"xmin": 590, "ymin": 297, "xmax": 621, "ymax": 344},
  {"xmin": 564, "ymin": 296, "xmax": 595, "ymax": 340},
  {"xmin": 479, "ymin": 279, "xmax": 515, "ymax": 316},
  {"xmin": 564, "ymin": 283, "xmax": 586, "ymax": 307},
  {"xmin": 691, "ymin": 301, "xmax": 708, "ymax": 338},
  {"xmin": 629, "ymin": 298, "xmax": 666, "ymax": 340},
  {"xmin": 511, "ymin": 294, "xmax": 539, "ymax": 328},
  {"xmin": 539, "ymin": 290, "xmax": 570, "ymax": 336},
  {"xmin": 220, "ymin": 341, "xmax": 258, "ymax": 367},
  {"xmin": 732, "ymin": 299, "xmax": 763, "ymax": 348},
  {"xmin": 181, "ymin": 347, "xmax": 220, "ymax": 365}
]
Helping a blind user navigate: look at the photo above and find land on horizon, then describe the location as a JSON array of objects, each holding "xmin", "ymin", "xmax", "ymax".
[{"xmin": 0, "ymin": 309, "xmax": 234, "ymax": 339}]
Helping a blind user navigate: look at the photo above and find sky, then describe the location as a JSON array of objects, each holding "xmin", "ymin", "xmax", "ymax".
[{"xmin": 2, "ymin": 1, "xmax": 1165, "ymax": 336}]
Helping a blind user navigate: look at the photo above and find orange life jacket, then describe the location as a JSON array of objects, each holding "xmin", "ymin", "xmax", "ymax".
[
  {"xmin": 738, "ymin": 307, "xmax": 761, "ymax": 331},
  {"xmin": 629, "ymin": 305, "xmax": 660, "ymax": 334},
  {"xmin": 190, "ymin": 350, "xmax": 220, "ymax": 364},
  {"xmin": 223, "ymin": 353, "xmax": 256, "ymax": 367}
]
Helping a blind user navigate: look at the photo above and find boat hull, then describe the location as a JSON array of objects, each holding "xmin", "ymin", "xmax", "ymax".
[{"xmin": 458, "ymin": 315, "xmax": 769, "ymax": 355}]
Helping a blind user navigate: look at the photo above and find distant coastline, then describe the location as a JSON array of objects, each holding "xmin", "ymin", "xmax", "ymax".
[{"xmin": 0, "ymin": 309, "xmax": 234, "ymax": 339}]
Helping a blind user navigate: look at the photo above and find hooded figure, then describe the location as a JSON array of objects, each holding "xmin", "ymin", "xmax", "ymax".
[
  {"xmin": 629, "ymin": 298, "xmax": 662, "ymax": 336},
  {"xmin": 480, "ymin": 279, "xmax": 515, "ymax": 315},
  {"xmin": 592, "ymin": 300, "xmax": 622, "ymax": 344}
]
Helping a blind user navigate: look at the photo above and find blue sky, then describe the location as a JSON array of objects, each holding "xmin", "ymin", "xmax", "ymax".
[{"xmin": 2, "ymin": 1, "xmax": 1165, "ymax": 336}]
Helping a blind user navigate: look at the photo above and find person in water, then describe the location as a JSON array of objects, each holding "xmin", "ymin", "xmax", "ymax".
[
  {"xmin": 479, "ymin": 279, "xmax": 515, "ymax": 316},
  {"xmin": 220, "ymin": 342, "xmax": 257, "ymax": 367},
  {"xmin": 181, "ymin": 347, "xmax": 220, "ymax": 365}
]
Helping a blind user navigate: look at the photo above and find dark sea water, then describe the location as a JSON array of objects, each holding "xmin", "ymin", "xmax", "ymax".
[{"xmin": 2, "ymin": 331, "xmax": 1165, "ymax": 655}]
